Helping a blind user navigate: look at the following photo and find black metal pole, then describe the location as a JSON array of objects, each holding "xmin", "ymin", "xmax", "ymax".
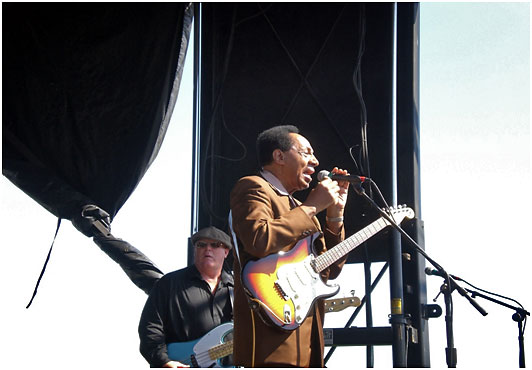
[
  {"xmin": 441, "ymin": 282, "xmax": 457, "ymax": 368},
  {"xmin": 514, "ymin": 312, "xmax": 526, "ymax": 368},
  {"xmin": 353, "ymin": 183, "xmax": 407, "ymax": 367},
  {"xmin": 389, "ymin": 228, "xmax": 407, "ymax": 367},
  {"xmin": 364, "ymin": 259, "xmax": 375, "ymax": 367}
]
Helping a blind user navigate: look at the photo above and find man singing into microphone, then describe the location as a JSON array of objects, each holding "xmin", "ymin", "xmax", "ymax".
[{"xmin": 229, "ymin": 125, "xmax": 351, "ymax": 367}]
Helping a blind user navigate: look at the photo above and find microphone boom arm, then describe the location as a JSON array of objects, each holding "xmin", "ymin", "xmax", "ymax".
[{"xmin": 351, "ymin": 182, "xmax": 488, "ymax": 317}]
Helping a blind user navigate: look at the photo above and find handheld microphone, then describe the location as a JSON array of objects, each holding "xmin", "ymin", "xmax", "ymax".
[
  {"xmin": 318, "ymin": 170, "xmax": 368, "ymax": 183},
  {"xmin": 424, "ymin": 267, "xmax": 462, "ymax": 281}
]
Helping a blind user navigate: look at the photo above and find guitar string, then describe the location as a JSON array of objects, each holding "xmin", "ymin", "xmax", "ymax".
[
  {"xmin": 314, "ymin": 217, "xmax": 388, "ymax": 271},
  {"xmin": 208, "ymin": 340, "xmax": 233, "ymax": 358},
  {"xmin": 321, "ymin": 218, "xmax": 385, "ymax": 270},
  {"xmin": 194, "ymin": 346, "xmax": 231, "ymax": 364},
  {"xmin": 191, "ymin": 340, "xmax": 233, "ymax": 365},
  {"xmin": 318, "ymin": 224, "xmax": 366, "ymax": 269},
  {"xmin": 173, "ymin": 333, "xmax": 233, "ymax": 365}
]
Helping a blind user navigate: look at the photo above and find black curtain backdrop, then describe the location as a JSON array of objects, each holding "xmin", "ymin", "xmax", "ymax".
[
  {"xmin": 3, "ymin": 2, "xmax": 192, "ymax": 221},
  {"xmin": 197, "ymin": 3, "xmax": 396, "ymax": 262}
]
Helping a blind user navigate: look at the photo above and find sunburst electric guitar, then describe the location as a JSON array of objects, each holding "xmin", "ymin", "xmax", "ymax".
[{"xmin": 242, "ymin": 205, "xmax": 414, "ymax": 330}]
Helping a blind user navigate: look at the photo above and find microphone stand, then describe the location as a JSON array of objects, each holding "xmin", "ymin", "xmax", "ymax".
[
  {"xmin": 465, "ymin": 288, "xmax": 529, "ymax": 367},
  {"xmin": 435, "ymin": 274, "xmax": 488, "ymax": 368},
  {"xmin": 351, "ymin": 183, "xmax": 488, "ymax": 368},
  {"xmin": 441, "ymin": 281, "xmax": 456, "ymax": 368}
]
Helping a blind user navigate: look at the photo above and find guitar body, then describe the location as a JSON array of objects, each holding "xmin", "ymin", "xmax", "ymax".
[
  {"xmin": 242, "ymin": 232, "xmax": 340, "ymax": 330},
  {"xmin": 167, "ymin": 322, "xmax": 233, "ymax": 367}
]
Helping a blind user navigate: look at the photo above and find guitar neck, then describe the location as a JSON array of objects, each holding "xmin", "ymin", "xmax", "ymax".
[
  {"xmin": 313, "ymin": 216, "xmax": 390, "ymax": 272},
  {"xmin": 207, "ymin": 339, "xmax": 233, "ymax": 361}
]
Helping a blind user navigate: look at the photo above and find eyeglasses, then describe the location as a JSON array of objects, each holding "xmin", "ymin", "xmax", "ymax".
[
  {"xmin": 292, "ymin": 147, "xmax": 316, "ymax": 161},
  {"xmin": 195, "ymin": 241, "xmax": 225, "ymax": 249}
]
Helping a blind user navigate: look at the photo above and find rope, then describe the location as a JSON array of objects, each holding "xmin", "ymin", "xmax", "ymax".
[{"xmin": 26, "ymin": 218, "xmax": 62, "ymax": 308}]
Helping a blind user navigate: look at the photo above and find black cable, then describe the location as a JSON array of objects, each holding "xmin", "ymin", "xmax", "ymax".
[
  {"xmin": 348, "ymin": 145, "xmax": 362, "ymax": 179},
  {"xmin": 199, "ymin": 5, "xmax": 240, "ymax": 222},
  {"xmin": 257, "ymin": 3, "xmax": 352, "ymax": 155},
  {"xmin": 352, "ymin": 4, "xmax": 370, "ymax": 178},
  {"xmin": 199, "ymin": 4, "xmax": 276, "ymax": 222},
  {"xmin": 235, "ymin": 3, "xmax": 273, "ymax": 27},
  {"xmin": 206, "ymin": 100, "xmax": 247, "ymax": 163}
]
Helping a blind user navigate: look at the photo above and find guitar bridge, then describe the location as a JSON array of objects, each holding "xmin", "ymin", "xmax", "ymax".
[{"xmin": 274, "ymin": 281, "xmax": 288, "ymax": 300}]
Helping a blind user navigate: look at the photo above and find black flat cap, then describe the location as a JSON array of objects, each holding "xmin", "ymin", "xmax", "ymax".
[{"xmin": 191, "ymin": 226, "xmax": 232, "ymax": 249}]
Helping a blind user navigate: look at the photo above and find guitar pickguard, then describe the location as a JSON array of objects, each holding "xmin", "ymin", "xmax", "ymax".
[{"xmin": 276, "ymin": 254, "xmax": 339, "ymax": 325}]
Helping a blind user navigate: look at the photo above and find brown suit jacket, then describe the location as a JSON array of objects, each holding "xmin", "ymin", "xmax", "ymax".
[{"xmin": 230, "ymin": 174, "xmax": 347, "ymax": 367}]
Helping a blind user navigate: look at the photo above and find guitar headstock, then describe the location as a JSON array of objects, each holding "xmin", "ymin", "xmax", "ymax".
[
  {"xmin": 386, "ymin": 205, "xmax": 415, "ymax": 225},
  {"xmin": 324, "ymin": 296, "xmax": 361, "ymax": 313}
]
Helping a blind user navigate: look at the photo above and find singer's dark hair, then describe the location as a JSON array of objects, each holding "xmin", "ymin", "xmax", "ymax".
[{"xmin": 256, "ymin": 125, "xmax": 299, "ymax": 168}]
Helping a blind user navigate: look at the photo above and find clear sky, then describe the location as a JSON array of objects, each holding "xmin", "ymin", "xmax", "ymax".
[{"xmin": 1, "ymin": 2, "xmax": 530, "ymax": 369}]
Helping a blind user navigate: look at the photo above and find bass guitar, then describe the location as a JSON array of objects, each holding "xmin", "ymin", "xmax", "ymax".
[
  {"xmin": 167, "ymin": 322, "xmax": 233, "ymax": 368},
  {"xmin": 242, "ymin": 205, "xmax": 414, "ymax": 330}
]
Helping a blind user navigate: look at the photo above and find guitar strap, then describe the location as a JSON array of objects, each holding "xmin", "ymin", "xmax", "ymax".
[
  {"xmin": 228, "ymin": 210, "xmax": 241, "ymax": 268},
  {"xmin": 228, "ymin": 281, "xmax": 234, "ymax": 310},
  {"xmin": 228, "ymin": 210, "xmax": 261, "ymax": 310}
]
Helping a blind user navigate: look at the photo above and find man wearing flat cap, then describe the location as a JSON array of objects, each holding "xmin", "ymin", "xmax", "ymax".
[{"xmin": 138, "ymin": 226, "xmax": 234, "ymax": 368}]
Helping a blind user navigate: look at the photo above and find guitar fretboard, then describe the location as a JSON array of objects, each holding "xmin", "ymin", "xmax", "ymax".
[
  {"xmin": 312, "ymin": 216, "xmax": 390, "ymax": 272},
  {"xmin": 207, "ymin": 340, "xmax": 233, "ymax": 361}
]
